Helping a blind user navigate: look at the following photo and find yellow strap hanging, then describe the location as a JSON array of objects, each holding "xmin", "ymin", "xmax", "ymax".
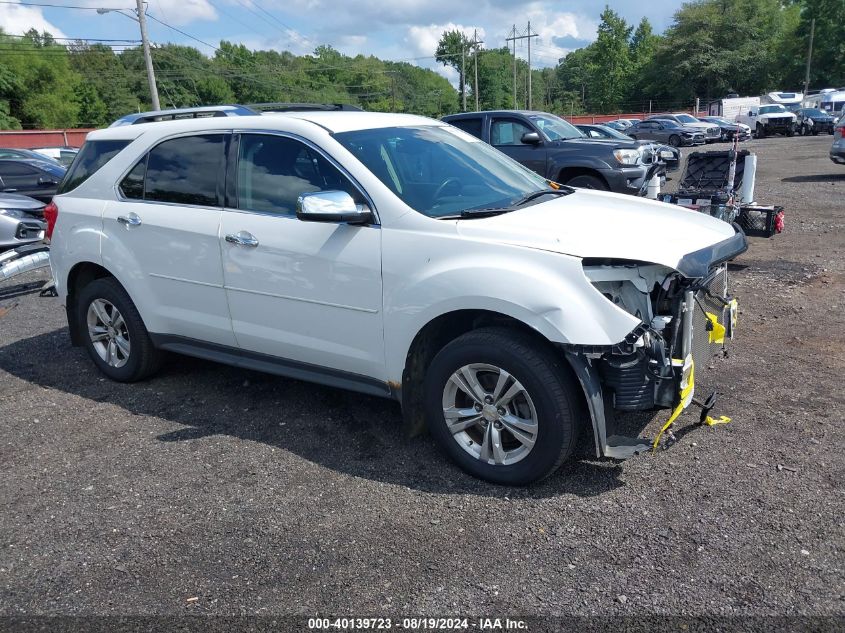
[{"xmin": 652, "ymin": 356, "xmax": 695, "ymax": 452}]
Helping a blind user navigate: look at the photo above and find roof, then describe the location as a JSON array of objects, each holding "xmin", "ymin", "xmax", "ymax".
[
  {"xmin": 88, "ymin": 111, "xmax": 443, "ymax": 142},
  {"xmin": 442, "ymin": 110, "xmax": 547, "ymax": 118}
]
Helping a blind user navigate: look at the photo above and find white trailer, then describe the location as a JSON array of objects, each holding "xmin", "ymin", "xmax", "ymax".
[
  {"xmin": 761, "ymin": 91, "xmax": 803, "ymax": 112},
  {"xmin": 708, "ymin": 96, "xmax": 760, "ymax": 121},
  {"xmin": 803, "ymin": 89, "xmax": 845, "ymax": 114}
]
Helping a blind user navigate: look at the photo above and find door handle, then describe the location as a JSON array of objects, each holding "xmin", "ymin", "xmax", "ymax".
[
  {"xmin": 117, "ymin": 213, "xmax": 142, "ymax": 227},
  {"xmin": 225, "ymin": 231, "xmax": 259, "ymax": 247}
]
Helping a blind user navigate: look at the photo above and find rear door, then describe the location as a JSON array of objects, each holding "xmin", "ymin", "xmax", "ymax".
[
  {"xmin": 489, "ymin": 116, "xmax": 547, "ymax": 177},
  {"xmin": 101, "ymin": 133, "xmax": 236, "ymax": 347}
]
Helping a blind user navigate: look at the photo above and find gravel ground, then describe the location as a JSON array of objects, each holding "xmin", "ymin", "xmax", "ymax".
[{"xmin": 0, "ymin": 135, "xmax": 843, "ymax": 625}]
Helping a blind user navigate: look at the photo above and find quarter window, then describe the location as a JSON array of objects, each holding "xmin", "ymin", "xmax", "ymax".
[
  {"xmin": 236, "ymin": 134, "xmax": 358, "ymax": 215},
  {"xmin": 119, "ymin": 156, "xmax": 147, "ymax": 200},
  {"xmin": 448, "ymin": 118, "xmax": 483, "ymax": 139},
  {"xmin": 144, "ymin": 134, "xmax": 224, "ymax": 206}
]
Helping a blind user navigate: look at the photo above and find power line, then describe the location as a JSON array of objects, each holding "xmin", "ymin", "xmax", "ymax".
[{"xmin": 0, "ymin": 1, "xmax": 134, "ymax": 8}]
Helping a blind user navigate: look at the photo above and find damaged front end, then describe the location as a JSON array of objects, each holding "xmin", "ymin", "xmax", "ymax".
[{"xmin": 564, "ymin": 230, "xmax": 746, "ymax": 459}]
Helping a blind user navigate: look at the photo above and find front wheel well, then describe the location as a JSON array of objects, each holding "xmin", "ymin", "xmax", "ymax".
[
  {"xmin": 556, "ymin": 167, "xmax": 609, "ymax": 188},
  {"xmin": 400, "ymin": 310, "xmax": 559, "ymax": 436},
  {"xmin": 65, "ymin": 262, "xmax": 115, "ymax": 346}
]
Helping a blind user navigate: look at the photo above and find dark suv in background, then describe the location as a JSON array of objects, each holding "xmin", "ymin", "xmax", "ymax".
[{"xmin": 442, "ymin": 110, "xmax": 661, "ymax": 194}]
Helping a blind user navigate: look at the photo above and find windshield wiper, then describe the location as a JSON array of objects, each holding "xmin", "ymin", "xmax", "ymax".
[
  {"xmin": 510, "ymin": 187, "xmax": 572, "ymax": 207},
  {"xmin": 436, "ymin": 207, "xmax": 516, "ymax": 220}
]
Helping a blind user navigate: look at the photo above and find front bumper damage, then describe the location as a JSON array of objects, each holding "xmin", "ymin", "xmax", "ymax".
[{"xmin": 565, "ymin": 230, "xmax": 747, "ymax": 459}]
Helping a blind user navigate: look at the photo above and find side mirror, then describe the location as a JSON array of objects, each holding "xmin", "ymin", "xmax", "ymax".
[
  {"xmin": 296, "ymin": 190, "xmax": 373, "ymax": 225},
  {"xmin": 521, "ymin": 131, "xmax": 541, "ymax": 144},
  {"xmin": 748, "ymin": 111, "xmax": 753, "ymax": 116}
]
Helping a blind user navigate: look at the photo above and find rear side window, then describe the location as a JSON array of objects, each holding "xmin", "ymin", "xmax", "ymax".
[
  {"xmin": 448, "ymin": 117, "xmax": 483, "ymax": 139},
  {"xmin": 143, "ymin": 135, "xmax": 224, "ymax": 206},
  {"xmin": 58, "ymin": 139, "xmax": 130, "ymax": 194}
]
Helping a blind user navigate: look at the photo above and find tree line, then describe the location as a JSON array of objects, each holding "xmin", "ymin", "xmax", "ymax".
[
  {"xmin": 438, "ymin": 0, "xmax": 842, "ymax": 115},
  {"xmin": 0, "ymin": 0, "xmax": 841, "ymax": 130}
]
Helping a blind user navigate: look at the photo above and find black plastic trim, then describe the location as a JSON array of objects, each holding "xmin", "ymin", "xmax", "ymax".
[
  {"xmin": 149, "ymin": 334, "xmax": 393, "ymax": 399},
  {"xmin": 676, "ymin": 226, "xmax": 748, "ymax": 278}
]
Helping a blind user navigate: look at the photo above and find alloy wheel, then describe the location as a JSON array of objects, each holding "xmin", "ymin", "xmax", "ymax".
[
  {"xmin": 86, "ymin": 298, "xmax": 131, "ymax": 368},
  {"xmin": 441, "ymin": 363, "xmax": 538, "ymax": 466}
]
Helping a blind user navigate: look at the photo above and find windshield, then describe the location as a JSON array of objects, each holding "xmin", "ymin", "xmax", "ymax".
[
  {"xmin": 527, "ymin": 114, "xmax": 583, "ymax": 140},
  {"xmin": 335, "ymin": 126, "xmax": 550, "ymax": 218},
  {"xmin": 759, "ymin": 105, "xmax": 787, "ymax": 114},
  {"xmin": 803, "ymin": 108, "xmax": 825, "ymax": 116},
  {"xmin": 595, "ymin": 125, "xmax": 631, "ymax": 140},
  {"xmin": 675, "ymin": 114, "xmax": 699, "ymax": 124}
]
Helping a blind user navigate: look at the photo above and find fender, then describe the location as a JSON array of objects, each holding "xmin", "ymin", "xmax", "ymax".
[{"xmin": 381, "ymin": 230, "xmax": 641, "ymax": 383}]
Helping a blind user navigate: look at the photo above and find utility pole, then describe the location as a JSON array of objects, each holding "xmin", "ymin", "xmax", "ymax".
[
  {"xmin": 461, "ymin": 42, "xmax": 466, "ymax": 111},
  {"xmin": 98, "ymin": 1, "xmax": 159, "ymax": 110},
  {"xmin": 470, "ymin": 29, "xmax": 484, "ymax": 111},
  {"xmin": 136, "ymin": 0, "xmax": 160, "ymax": 110},
  {"xmin": 507, "ymin": 25, "xmax": 517, "ymax": 108},
  {"xmin": 506, "ymin": 24, "xmax": 537, "ymax": 109},
  {"xmin": 803, "ymin": 17, "xmax": 815, "ymax": 96}
]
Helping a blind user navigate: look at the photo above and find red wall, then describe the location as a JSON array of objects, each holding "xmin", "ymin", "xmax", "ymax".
[{"xmin": 0, "ymin": 129, "xmax": 94, "ymax": 149}]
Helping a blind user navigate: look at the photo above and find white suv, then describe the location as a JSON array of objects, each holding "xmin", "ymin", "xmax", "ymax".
[{"xmin": 47, "ymin": 110, "xmax": 746, "ymax": 485}]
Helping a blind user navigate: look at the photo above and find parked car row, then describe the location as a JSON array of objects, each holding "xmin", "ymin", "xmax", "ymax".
[
  {"xmin": 0, "ymin": 148, "xmax": 69, "ymax": 252},
  {"xmin": 601, "ymin": 113, "xmax": 748, "ymax": 146}
]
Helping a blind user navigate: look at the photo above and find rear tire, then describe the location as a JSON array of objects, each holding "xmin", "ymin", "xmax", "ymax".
[
  {"xmin": 564, "ymin": 174, "xmax": 609, "ymax": 190},
  {"xmin": 423, "ymin": 327, "xmax": 580, "ymax": 485},
  {"xmin": 76, "ymin": 277, "xmax": 162, "ymax": 382}
]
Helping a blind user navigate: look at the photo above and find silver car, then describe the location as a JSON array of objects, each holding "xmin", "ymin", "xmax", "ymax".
[{"xmin": 0, "ymin": 192, "xmax": 46, "ymax": 251}]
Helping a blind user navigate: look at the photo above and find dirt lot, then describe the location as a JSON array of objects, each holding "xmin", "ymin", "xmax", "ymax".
[{"xmin": 1, "ymin": 135, "xmax": 843, "ymax": 625}]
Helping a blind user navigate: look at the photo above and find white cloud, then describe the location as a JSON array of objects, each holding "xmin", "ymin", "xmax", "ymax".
[
  {"xmin": 405, "ymin": 22, "xmax": 485, "ymax": 60},
  {"xmin": 75, "ymin": 0, "xmax": 217, "ymax": 26},
  {"xmin": 0, "ymin": 1, "xmax": 67, "ymax": 38}
]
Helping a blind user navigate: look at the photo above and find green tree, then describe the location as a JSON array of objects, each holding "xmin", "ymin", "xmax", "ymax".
[
  {"xmin": 590, "ymin": 7, "xmax": 632, "ymax": 112},
  {"xmin": 435, "ymin": 30, "xmax": 470, "ymax": 108}
]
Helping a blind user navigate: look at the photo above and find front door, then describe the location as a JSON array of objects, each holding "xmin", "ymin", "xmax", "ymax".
[
  {"xmin": 220, "ymin": 132, "xmax": 384, "ymax": 381},
  {"xmin": 489, "ymin": 117, "xmax": 547, "ymax": 177},
  {"xmin": 101, "ymin": 133, "xmax": 236, "ymax": 346}
]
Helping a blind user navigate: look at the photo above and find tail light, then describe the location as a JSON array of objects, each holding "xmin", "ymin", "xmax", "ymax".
[{"xmin": 43, "ymin": 200, "xmax": 58, "ymax": 239}]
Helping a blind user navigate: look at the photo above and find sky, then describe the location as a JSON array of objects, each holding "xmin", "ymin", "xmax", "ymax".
[{"xmin": 0, "ymin": 0, "xmax": 688, "ymax": 83}]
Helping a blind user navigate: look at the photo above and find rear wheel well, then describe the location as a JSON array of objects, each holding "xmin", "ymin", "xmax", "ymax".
[
  {"xmin": 401, "ymin": 310, "xmax": 564, "ymax": 436},
  {"xmin": 557, "ymin": 167, "xmax": 608, "ymax": 188},
  {"xmin": 66, "ymin": 262, "xmax": 114, "ymax": 346}
]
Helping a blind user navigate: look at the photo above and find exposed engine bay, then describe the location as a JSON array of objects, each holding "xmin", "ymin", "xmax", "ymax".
[{"xmin": 569, "ymin": 261, "xmax": 737, "ymax": 458}]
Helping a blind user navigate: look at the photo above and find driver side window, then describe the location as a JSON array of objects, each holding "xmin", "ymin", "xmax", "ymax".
[{"xmin": 491, "ymin": 119, "xmax": 535, "ymax": 146}]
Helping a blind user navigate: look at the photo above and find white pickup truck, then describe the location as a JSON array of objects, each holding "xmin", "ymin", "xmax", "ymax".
[{"xmin": 736, "ymin": 104, "xmax": 796, "ymax": 138}]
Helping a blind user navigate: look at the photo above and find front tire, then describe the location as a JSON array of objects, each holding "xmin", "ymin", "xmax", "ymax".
[
  {"xmin": 668, "ymin": 134, "xmax": 681, "ymax": 147},
  {"xmin": 564, "ymin": 174, "xmax": 609, "ymax": 190},
  {"xmin": 756, "ymin": 124, "xmax": 766, "ymax": 139},
  {"xmin": 423, "ymin": 327, "xmax": 580, "ymax": 485},
  {"xmin": 76, "ymin": 277, "xmax": 162, "ymax": 382}
]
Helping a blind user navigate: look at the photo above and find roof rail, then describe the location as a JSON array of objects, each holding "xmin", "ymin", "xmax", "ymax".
[
  {"xmin": 109, "ymin": 104, "xmax": 260, "ymax": 127},
  {"xmin": 248, "ymin": 102, "xmax": 363, "ymax": 112}
]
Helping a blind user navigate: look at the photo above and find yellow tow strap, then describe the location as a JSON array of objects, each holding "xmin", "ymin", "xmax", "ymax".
[
  {"xmin": 652, "ymin": 356, "xmax": 694, "ymax": 452},
  {"xmin": 704, "ymin": 415, "xmax": 731, "ymax": 426},
  {"xmin": 706, "ymin": 312, "xmax": 726, "ymax": 345}
]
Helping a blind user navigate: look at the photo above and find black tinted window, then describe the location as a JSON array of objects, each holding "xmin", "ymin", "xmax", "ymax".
[
  {"xmin": 0, "ymin": 162, "xmax": 38, "ymax": 176},
  {"xmin": 145, "ymin": 135, "xmax": 224, "ymax": 206},
  {"xmin": 448, "ymin": 118, "xmax": 483, "ymax": 139},
  {"xmin": 58, "ymin": 139, "xmax": 130, "ymax": 193},
  {"xmin": 120, "ymin": 156, "xmax": 146, "ymax": 199},
  {"xmin": 236, "ymin": 134, "xmax": 356, "ymax": 215}
]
